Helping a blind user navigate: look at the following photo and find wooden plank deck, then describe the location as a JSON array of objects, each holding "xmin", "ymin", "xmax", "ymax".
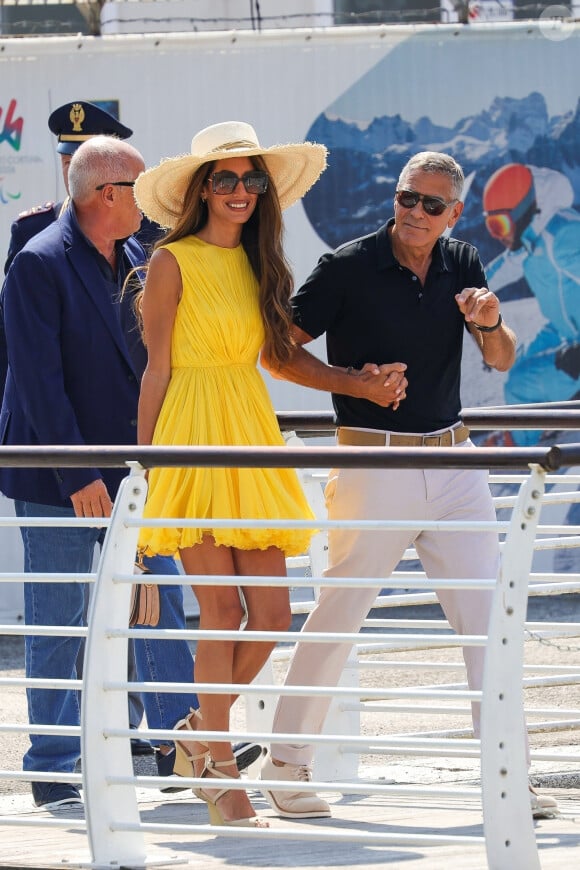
[{"xmin": 0, "ymin": 783, "xmax": 578, "ymax": 869}]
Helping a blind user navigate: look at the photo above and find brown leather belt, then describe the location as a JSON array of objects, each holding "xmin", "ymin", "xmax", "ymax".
[{"xmin": 337, "ymin": 425, "xmax": 470, "ymax": 448}]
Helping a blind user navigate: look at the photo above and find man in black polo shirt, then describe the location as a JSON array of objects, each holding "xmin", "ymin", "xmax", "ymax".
[{"xmin": 260, "ymin": 151, "xmax": 556, "ymax": 820}]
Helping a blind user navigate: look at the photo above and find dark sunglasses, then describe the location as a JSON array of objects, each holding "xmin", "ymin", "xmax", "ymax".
[
  {"xmin": 209, "ymin": 170, "xmax": 269, "ymax": 196},
  {"xmin": 95, "ymin": 181, "xmax": 136, "ymax": 191},
  {"xmin": 395, "ymin": 189, "xmax": 457, "ymax": 217}
]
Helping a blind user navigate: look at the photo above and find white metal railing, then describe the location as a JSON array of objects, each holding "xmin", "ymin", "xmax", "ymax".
[
  {"xmin": 0, "ymin": 436, "xmax": 579, "ymax": 867},
  {"xmin": 91, "ymin": 462, "xmax": 541, "ymax": 864}
]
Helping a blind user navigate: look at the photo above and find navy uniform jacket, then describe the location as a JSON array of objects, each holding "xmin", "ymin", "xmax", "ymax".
[
  {"xmin": 4, "ymin": 201, "xmax": 65, "ymax": 277},
  {"xmin": 0, "ymin": 206, "xmax": 146, "ymax": 507}
]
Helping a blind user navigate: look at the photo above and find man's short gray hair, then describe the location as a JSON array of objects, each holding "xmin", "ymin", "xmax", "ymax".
[
  {"xmin": 68, "ymin": 135, "xmax": 142, "ymax": 203},
  {"xmin": 398, "ymin": 152, "xmax": 464, "ymax": 201}
]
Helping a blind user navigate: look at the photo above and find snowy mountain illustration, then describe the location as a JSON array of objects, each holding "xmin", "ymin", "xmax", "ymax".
[{"xmin": 302, "ymin": 91, "xmax": 580, "ymax": 266}]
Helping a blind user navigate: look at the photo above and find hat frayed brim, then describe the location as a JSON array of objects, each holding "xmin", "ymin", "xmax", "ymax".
[{"xmin": 134, "ymin": 142, "xmax": 327, "ymax": 228}]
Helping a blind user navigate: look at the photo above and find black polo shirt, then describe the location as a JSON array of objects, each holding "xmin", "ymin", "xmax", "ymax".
[{"xmin": 292, "ymin": 219, "xmax": 487, "ymax": 433}]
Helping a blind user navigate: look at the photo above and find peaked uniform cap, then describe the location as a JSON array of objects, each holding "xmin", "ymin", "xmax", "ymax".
[
  {"xmin": 134, "ymin": 120, "xmax": 328, "ymax": 228},
  {"xmin": 48, "ymin": 101, "xmax": 133, "ymax": 155}
]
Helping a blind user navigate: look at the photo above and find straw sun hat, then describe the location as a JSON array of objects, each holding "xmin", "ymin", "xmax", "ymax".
[{"xmin": 134, "ymin": 121, "xmax": 328, "ymax": 228}]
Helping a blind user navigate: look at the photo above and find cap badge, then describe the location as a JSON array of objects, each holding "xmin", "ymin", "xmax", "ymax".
[{"xmin": 69, "ymin": 103, "xmax": 86, "ymax": 133}]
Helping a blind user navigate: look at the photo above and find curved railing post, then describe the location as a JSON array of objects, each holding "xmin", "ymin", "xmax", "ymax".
[
  {"xmin": 81, "ymin": 467, "xmax": 147, "ymax": 867},
  {"xmin": 481, "ymin": 463, "xmax": 545, "ymax": 870}
]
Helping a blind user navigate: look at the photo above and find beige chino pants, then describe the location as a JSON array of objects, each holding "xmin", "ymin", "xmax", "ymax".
[{"xmin": 272, "ymin": 442, "xmax": 500, "ymax": 767}]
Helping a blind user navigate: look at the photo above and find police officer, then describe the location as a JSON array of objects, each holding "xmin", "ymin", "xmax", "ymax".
[{"xmin": 4, "ymin": 102, "xmax": 133, "ymax": 276}]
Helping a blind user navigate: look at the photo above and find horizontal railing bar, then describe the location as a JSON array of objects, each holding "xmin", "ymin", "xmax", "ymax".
[
  {"xmin": 125, "ymin": 775, "xmax": 483, "ymax": 799},
  {"xmin": 102, "ymin": 683, "xmax": 482, "ymax": 702},
  {"xmin": 0, "ymin": 442, "xmax": 575, "ymax": 470},
  {"xmin": 0, "ymin": 625, "xmax": 88, "ymax": 637},
  {"xmin": 495, "ymin": 496, "xmax": 580, "ymax": 510},
  {"xmin": 111, "ymin": 573, "xmax": 496, "ymax": 590},
  {"xmin": 353, "ymin": 703, "xmax": 471, "ymax": 715},
  {"xmin": 129, "ymin": 517, "xmax": 509, "ymax": 530},
  {"xmin": 0, "ymin": 724, "xmax": 81, "ymax": 736},
  {"xmin": 103, "ymin": 727, "xmax": 481, "ymax": 748},
  {"xmin": 0, "ymin": 517, "xmax": 108, "ymax": 527},
  {"xmin": 110, "ymin": 628, "xmax": 489, "ymax": 645},
  {"xmin": 533, "ymin": 539, "xmax": 580, "ymax": 551},
  {"xmin": 0, "ymin": 574, "xmax": 95, "ymax": 583},
  {"xmin": 278, "ymin": 407, "xmax": 580, "ymax": 430},
  {"xmin": 0, "ymin": 770, "xmax": 82, "ymax": 783},
  {"xmin": 529, "ymin": 751, "xmax": 580, "ymax": 762},
  {"xmin": 352, "ymin": 660, "xmax": 580, "ymax": 675},
  {"xmin": 139, "ymin": 777, "xmax": 483, "ymax": 802},
  {"xmin": 6, "ymin": 505, "xmax": 580, "ymax": 527},
  {"xmin": 525, "ymin": 621, "xmax": 580, "ymax": 631}
]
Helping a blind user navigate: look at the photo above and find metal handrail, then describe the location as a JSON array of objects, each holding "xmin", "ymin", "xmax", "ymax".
[{"xmin": 1, "ymin": 414, "xmax": 578, "ymax": 864}]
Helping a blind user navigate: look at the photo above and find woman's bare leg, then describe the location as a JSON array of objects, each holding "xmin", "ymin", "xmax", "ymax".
[
  {"xmin": 179, "ymin": 537, "xmax": 260, "ymax": 822},
  {"xmin": 231, "ymin": 546, "xmax": 290, "ymax": 688}
]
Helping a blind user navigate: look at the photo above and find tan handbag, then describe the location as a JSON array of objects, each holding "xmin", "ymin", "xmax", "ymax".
[{"xmin": 129, "ymin": 556, "xmax": 160, "ymax": 627}]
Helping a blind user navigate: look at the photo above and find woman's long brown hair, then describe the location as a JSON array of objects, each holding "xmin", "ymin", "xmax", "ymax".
[{"xmin": 134, "ymin": 156, "xmax": 295, "ymax": 367}]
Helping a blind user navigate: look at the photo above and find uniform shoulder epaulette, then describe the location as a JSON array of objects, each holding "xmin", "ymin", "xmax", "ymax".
[{"xmin": 16, "ymin": 202, "xmax": 57, "ymax": 221}]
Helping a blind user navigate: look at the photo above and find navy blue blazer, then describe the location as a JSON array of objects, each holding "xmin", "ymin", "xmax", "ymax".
[
  {"xmin": 1, "ymin": 202, "xmax": 161, "ymax": 407},
  {"xmin": 0, "ymin": 206, "xmax": 147, "ymax": 507}
]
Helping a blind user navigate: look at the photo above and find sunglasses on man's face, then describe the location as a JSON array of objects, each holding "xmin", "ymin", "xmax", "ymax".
[
  {"xmin": 395, "ymin": 189, "xmax": 457, "ymax": 217},
  {"xmin": 209, "ymin": 170, "xmax": 269, "ymax": 196}
]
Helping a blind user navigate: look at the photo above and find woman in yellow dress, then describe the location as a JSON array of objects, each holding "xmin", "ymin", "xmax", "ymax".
[{"xmin": 133, "ymin": 121, "xmax": 327, "ymax": 827}]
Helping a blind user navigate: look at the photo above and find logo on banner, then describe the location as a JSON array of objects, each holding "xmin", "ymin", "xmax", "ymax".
[
  {"xmin": 0, "ymin": 99, "xmax": 24, "ymax": 151},
  {"xmin": 0, "ymin": 99, "xmax": 25, "ymax": 204}
]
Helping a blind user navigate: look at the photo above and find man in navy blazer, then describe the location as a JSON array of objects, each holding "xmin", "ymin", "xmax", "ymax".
[
  {"xmin": 0, "ymin": 136, "xmax": 201, "ymax": 810},
  {"xmin": 1, "ymin": 100, "xmax": 161, "ymax": 408}
]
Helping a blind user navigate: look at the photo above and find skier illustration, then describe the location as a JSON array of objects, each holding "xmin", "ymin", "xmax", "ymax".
[{"xmin": 483, "ymin": 162, "xmax": 580, "ymax": 446}]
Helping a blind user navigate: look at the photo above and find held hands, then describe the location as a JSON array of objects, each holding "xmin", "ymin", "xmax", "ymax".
[
  {"xmin": 351, "ymin": 362, "xmax": 407, "ymax": 408},
  {"xmin": 455, "ymin": 287, "xmax": 500, "ymax": 329},
  {"xmin": 70, "ymin": 478, "xmax": 113, "ymax": 518}
]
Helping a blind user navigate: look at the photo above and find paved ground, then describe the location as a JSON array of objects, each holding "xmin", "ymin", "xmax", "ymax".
[{"xmin": 0, "ymin": 597, "xmax": 579, "ymax": 868}]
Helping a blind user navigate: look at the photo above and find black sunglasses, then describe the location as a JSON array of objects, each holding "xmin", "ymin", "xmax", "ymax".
[
  {"xmin": 95, "ymin": 181, "xmax": 136, "ymax": 191},
  {"xmin": 395, "ymin": 189, "xmax": 457, "ymax": 217},
  {"xmin": 209, "ymin": 170, "xmax": 269, "ymax": 196}
]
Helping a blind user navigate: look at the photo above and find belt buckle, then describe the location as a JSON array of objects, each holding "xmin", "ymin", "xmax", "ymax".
[{"xmin": 422, "ymin": 433, "xmax": 442, "ymax": 447}]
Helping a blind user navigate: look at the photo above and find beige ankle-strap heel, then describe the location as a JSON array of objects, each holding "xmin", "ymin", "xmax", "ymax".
[
  {"xmin": 198, "ymin": 758, "xmax": 269, "ymax": 828},
  {"xmin": 173, "ymin": 708, "xmax": 208, "ymax": 784}
]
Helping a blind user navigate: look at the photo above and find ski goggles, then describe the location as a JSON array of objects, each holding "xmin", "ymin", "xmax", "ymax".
[
  {"xmin": 484, "ymin": 211, "xmax": 515, "ymax": 241},
  {"xmin": 484, "ymin": 184, "xmax": 537, "ymax": 241},
  {"xmin": 209, "ymin": 170, "xmax": 269, "ymax": 195},
  {"xmin": 395, "ymin": 189, "xmax": 457, "ymax": 217}
]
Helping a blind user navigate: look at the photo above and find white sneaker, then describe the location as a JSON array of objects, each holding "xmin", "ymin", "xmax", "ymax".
[
  {"xmin": 260, "ymin": 752, "xmax": 331, "ymax": 819},
  {"xmin": 529, "ymin": 784, "xmax": 559, "ymax": 818}
]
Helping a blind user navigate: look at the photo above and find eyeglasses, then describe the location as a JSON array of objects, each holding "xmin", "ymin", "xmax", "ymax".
[
  {"xmin": 209, "ymin": 170, "xmax": 269, "ymax": 196},
  {"xmin": 95, "ymin": 181, "xmax": 136, "ymax": 191},
  {"xmin": 395, "ymin": 189, "xmax": 457, "ymax": 217},
  {"xmin": 484, "ymin": 212, "xmax": 515, "ymax": 241}
]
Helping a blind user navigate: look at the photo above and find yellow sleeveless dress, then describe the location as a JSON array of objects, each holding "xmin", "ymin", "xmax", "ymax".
[{"xmin": 138, "ymin": 235, "xmax": 314, "ymax": 557}]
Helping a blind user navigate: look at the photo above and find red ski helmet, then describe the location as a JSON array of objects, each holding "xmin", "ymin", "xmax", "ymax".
[{"xmin": 483, "ymin": 163, "xmax": 537, "ymax": 248}]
